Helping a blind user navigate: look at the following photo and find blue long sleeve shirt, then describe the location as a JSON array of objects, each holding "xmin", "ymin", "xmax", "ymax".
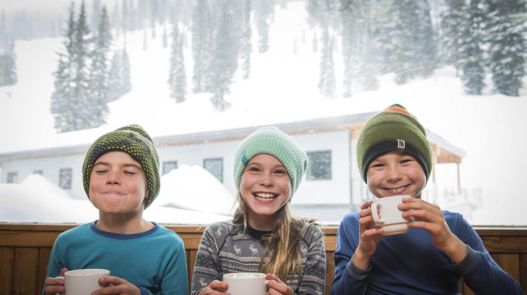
[
  {"xmin": 331, "ymin": 211, "xmax": 523, "ymax": 295},
  {"xmin": 44, "ymin": 221, "xmax": 189, "ymax": 295}
]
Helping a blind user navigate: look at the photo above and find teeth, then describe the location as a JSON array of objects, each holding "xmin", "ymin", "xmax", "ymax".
[
  {"xmin": 255, "ymin": 192, "xmax": 276, "ymax": 199},
  {"xmin": 389, "ymin": 186, "xmax": 405, "ymax": 194}
]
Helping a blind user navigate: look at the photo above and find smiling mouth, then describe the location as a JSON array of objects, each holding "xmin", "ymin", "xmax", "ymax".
[
  {"xmin": 253, "ymin": 192, "xmax": 278, "ymax": 200},
  {"xmin": 382, "ymin": 185, "xmax": 409, "ymax": 195}
]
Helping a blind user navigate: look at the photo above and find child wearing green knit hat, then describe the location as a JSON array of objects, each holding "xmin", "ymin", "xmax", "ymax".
[
  {"xmin": 43, "ymin": 125, "xmax": 189, "ymax": 295},
  {"xmin": 331, "ymin": 104, "xmax": 523, "ymax": 294},
  {"xmin": 191, "ymin": 126, "xmax": 327, "ymax": 295}
]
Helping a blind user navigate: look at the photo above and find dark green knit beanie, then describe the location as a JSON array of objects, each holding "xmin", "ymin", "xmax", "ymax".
[
  {"xmin": 234, "ymin": 126, "xmax": 308, "ymax": 199},
  {"xmin": 357, "ymin": 104, "xmax": 432, "ymax": 182},
  {"xmin": 82, "ymin": 124, "xmax": 160, "ymax": 208}
]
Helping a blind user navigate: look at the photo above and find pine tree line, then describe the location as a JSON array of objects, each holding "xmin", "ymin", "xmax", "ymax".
[
  {"xmin": 51, "ymin": 3, "xmax": 131, "ymax": 132},
  {"xmin": 307, "ymin": 0, "xmax": 526, "ymax": 97}
]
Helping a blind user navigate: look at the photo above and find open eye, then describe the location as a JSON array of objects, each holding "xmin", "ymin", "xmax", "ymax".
[
  {"xmin": 273, "ymin": 168, "xmax": 287, "ymax": 176},
  {"xmin": 246, "ymin": 165, "xmax": 261, "ymax": 173}
]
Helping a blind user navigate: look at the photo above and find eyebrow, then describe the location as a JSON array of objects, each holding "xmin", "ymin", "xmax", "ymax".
[
  {"xmin": 246, "ymin": 162, "xmax": 286, "ymax": 169},
  {"xmin": 93, "ymin": 161, "xmax": 143, "ymax": 170}
]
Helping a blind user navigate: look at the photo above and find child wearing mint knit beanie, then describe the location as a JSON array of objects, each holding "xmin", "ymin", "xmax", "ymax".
[{"xmin": 191, "ymin": 126, "xmax": 327, "ymax": 295}]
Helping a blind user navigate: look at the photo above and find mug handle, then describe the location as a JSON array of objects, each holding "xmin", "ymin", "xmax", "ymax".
[{"xmin": 371, "ymin": 202, "xmax": 384, "ymax": 225}]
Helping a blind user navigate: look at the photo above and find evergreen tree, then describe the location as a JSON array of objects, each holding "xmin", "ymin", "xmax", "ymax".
[
  {"xmin": 51, "ymin": 2, "xmax": 111, "ymax": 132},
  {"xmin": 487, "ymin": 0, "xmax": 526, "ymax": 96},
  {"xmin": 72, "ymin": 2, "xmax": 95, "ymax": 129},
  {"xmin": 459, "ymin": 0, "xmax": 486, "ymax": 95},
  {"xmin": 90, "ymin": 6, "xmax": 112, "ymax": 126},
  {"xmin": 209, "ymin": 0, "xmax": 237, "ymax": 111},
  {"xmin": 340, "ymin": 0, "xmax": 378, "ymax": 97},
  {"xmin": 318, "ymin": 27, "xmax": 336, "ymax": 97},
  {"xmin": 414, "ymin": 1, "xmax": 437, "ymax": 77},
  {"xmin": 0, "ymin": 42, "xmax": 17, "ymax": 87},
  {"xmin": 168, "ymin": 26, "xmax": 186, "ymax": 102},
  {"xmin": 50, "ymin": 4, "xmax": 77, "ymax": 132},
  {"xmin": 254, "ymin": 0, "xmax": 275, "ymax": 53},
  {"xmin": 440, "ymin": 0, "xmax": 468, "ymax": 72},
  {"xmin": 192, "ymin": 0, "xmax": 213, "ymax": 93},
  {"xmin": 391, "ymin": 0, "xmax": 420, "ymax": 84},
  {"xmin": 238, "ymin": 0, "xmax": 252, "ymax": 79},
  {"xmin": 91, "ymin": 0, "xmax": 102, "ymax": 32}
]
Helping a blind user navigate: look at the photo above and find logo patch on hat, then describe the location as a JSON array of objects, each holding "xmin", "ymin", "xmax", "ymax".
[
  {"xmin": 241, "ymin": 154, "xmax": 249, "ymax": 165},
  {"xmin": 397, "ymin": 139, "xmax": 406, "ymax": 152}
]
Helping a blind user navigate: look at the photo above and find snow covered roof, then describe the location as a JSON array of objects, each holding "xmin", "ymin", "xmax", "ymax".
[{"xmin": 0, "ymin": 111, "xmax": 464, "ymax": 163}]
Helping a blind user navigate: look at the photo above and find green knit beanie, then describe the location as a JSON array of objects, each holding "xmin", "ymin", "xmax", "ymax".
[
  {"xmin": 357, "ymin": 104, "xmax": 432, "ymax": 182},
  {"xmin": 82, "ymin": 124, "xmax": 160, "ymax": 209},
  {"xmin": 234, "ymin": 126, "xmax": 308, "ymax": 198}
]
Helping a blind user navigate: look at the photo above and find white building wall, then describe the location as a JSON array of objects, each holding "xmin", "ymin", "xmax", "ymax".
[
  {"xmin": 294, "ymin": 130, "xmax": 351, "ymax": 205},
  {"xmin": 0, "ymin": 129, "xmax": 355, "ymax": 203},
  {"xmin": 1, "ymin": 154, "xmax": 86, "ymax": 199}
]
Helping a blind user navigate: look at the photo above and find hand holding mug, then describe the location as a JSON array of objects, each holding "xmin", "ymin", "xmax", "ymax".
[
  {"xmin": 265, "ymin": 273, "xmax": 294, "ymax": 295},
  {"xmin": 197, "ymin": 280, "xmax": 228, "ymax": 295},
  {"xmin": 400, "ymin": 197, "xmax": 468, "ymax": 263},
  {"xmin": 44, "ymin": 268, "xmax": 68, "ymax": 295}
]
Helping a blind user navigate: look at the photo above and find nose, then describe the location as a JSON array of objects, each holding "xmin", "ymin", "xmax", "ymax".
[
  {"xmin": 385, "ymin": 166, "xmax": 402, "ymax": 182},
  {"xmin": 259, "ymin": 173, "xmax": 274, "ymax": 187},
  {"xmin": 105, "ymin": 170, "xmax": 121, "ymax": 185}
]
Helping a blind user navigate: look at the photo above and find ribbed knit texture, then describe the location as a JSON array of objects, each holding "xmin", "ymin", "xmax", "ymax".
[
  {"xmin": 233, "ymin": 126, "xmax": 308, "ymax": 198},
  {"xmin": 357, "ymin": 104, "xmax": 432, "ymax": 181},
  {"xmin": 82, "ymin": 124, "xmax": 160, "ymax": 208}
]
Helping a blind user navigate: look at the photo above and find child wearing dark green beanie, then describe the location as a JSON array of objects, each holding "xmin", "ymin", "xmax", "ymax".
[
  {"xmin": 191, "ymin": 126, "xmax": 327, "ymax": 295},
  {"xmin": 43, "ymin": 125, "xmax": 189, "ymax": 295},
  {"xmin": 331, "ymin": 104, "xmax": 523, "ymax": 294}
]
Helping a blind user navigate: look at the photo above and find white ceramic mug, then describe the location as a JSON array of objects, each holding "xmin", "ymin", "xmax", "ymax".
[
  {"xmin": 223, "ymin": 272, "xmax": 266, "ymax": 295},
  {"xmin": 62, "ymin": 268, "xmax": 110, "ymax": 295},
  {"xmin": 371, "ymin": 195, "xmax": 410, "ymax": 235}
]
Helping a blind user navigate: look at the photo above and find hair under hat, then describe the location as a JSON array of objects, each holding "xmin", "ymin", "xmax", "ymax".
[
  {"xmin": 357, "ymin": 104, "xmax": 432, "ymax": 182},
  {"xmin": 82, "ymin": 124, "xmax": 160, "ymax": 208},
  {"xmin": 233, "ymin": 126, "xmax": 308, "ymax": 198}
]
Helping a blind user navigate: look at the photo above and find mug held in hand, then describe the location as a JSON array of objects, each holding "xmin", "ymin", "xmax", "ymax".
[
  {"xmin": 371, "ymin": 195, "xmax": 410, "ymax": 235},
  {"xmin": 58, "ymin": 268, "xmax": 110, "ymax": 295},
  {"xmin": 223, "ymin": 272, "xmax": 267, "ymax": 295}
]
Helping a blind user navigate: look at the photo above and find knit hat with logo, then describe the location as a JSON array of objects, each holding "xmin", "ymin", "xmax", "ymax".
[
  {"xmin": 357, "ymin": 104, "xmax": 432, "ymax": 182},
  {"xmin": 234, "ymin": 126, "xmax": 308, "ymax": 198},
  {"xmin": 82, "ymin": 124, "xmax": 160, "ymax": 208}
]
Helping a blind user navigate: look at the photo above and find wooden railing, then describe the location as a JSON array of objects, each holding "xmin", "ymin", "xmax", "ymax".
[{"xmin": 0, "ymin": 224, "xmax": 525, "ymax": 295}]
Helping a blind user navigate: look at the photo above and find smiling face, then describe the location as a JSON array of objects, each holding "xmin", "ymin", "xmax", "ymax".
[
  {"xmin": 366, "ymin": 151, "xmax": 426, "ymax": 198},
  {"xmin": 239, "ymin": 154, "xmax": 291, "ymax": 229},
  {"xmin": 89, "ymin": 151, "xmax": 147, "ymax": 216}
]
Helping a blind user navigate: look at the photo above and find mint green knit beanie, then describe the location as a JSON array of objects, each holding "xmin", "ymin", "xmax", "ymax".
[
  {"xmin": 234, "ymin": 126, "xmax": 308, "ymax": 198},
  {"xmin": 357, "ymin": 104, "xmax": 432, "ymax": 182},
  {"xmin": 82, "ymin": 124, "xmax": 160, "ymax": 208}
]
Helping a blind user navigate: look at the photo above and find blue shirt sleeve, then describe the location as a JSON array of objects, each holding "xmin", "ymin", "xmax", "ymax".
[
  {"xmin": 451, "ymin": 216, "xmax": 523, "ymax": 295},
  {"xmin": 330, "ymin": 213, "xmax": 369, "ymax": 294}
]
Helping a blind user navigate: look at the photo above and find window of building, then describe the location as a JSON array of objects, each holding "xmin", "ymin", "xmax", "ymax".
[
  {"xmin": 7, "ymin": 172, "xmax": 18, "ymax": 184},
  {"xmin": 203, "ymin": 158, "xmax": 223, "ymax": 183},
  {"xmin": 162, "ymin": 161, "xmax": 178, "ymax": 175},
  {"xmin": 59, "ymin": 168, "xmax": 72, "ymax": 190},
  {"xmin": 307, "ymin": 151, "xmax": 332, "ymax": 180}
]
